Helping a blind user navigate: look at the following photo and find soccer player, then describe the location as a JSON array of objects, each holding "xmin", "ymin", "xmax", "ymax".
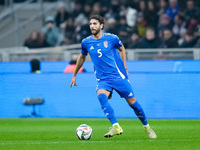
[{"xmin": 70, "ymin": 15, "xmax": 157, "ymax": 139}]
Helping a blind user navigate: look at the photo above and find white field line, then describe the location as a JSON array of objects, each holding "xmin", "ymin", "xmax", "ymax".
[{"xmin": 0, "ymin": 139, "xmax": 200, "ymax": 146}]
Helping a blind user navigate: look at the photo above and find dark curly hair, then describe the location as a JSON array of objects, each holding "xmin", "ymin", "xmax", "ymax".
[{"xmin": 89, "ymin": 15, "xmax": 104, "ymax": 25}]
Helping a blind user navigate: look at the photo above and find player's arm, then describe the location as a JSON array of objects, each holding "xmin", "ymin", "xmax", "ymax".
[
  {"xmin": 118, "ymin": 45, "xmax": 129, "ymax": 77},
  {"xmin": 70, "ymin": 54, "xmax": 86, "ymax": 87}
]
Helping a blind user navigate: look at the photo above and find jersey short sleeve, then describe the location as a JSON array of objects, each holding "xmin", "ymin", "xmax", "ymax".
[
  {"xmin": 113, "ymin": 35, "xmax": 123, "ymax": 49},
  {"xmin": 81, "ymin": 41, "xmax": 88, "ymax": 56}
]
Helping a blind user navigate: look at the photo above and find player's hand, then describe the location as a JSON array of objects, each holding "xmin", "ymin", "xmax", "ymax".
[
  {"xmin": 126, "ymin": 69, "xmax": 129, "ymax": 77},
  {"xmin": 70, "ymin": 76, "xmax": 77, "ymax": 88}
]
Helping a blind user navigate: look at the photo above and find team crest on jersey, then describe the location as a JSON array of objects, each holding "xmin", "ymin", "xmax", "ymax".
[{"xmin": 104, "ymin": 41, "xmax": 108, "ymax": 48}]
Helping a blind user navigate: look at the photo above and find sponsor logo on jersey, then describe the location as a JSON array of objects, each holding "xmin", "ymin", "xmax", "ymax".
[
  {"xmin": 90, "ymin": 46, "xmax": 94, "ymax": 50},
  {"xmin": 104, "ymin": 41, "xmax": 108, "ymax": 48}
]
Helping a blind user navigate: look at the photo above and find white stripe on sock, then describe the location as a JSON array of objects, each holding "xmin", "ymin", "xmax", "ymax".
[
  {"xmin": 143, "ymin": 124, "xmax": 150, "ymax": 127},
  {"xmin": 112, "ymin": 123, "xmax": 119, "ymax": 126}
]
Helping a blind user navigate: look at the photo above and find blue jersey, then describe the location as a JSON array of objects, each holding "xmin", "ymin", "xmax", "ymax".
[{"xmin": 81, "ymin": 33, "xmax": 127, "ymax": 80}]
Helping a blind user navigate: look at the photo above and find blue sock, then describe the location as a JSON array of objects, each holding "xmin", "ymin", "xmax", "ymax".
[
  {"xmin": 98, "ymin": 93, "xmax": 118, "ymax": 125},
  {"xmin": 130, "ymin": 101, "xmax": 148, "ymax": 125}
]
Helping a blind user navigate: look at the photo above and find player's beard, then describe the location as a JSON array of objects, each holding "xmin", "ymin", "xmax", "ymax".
[{"xmin": 91, "ymin": 27, "xmax": 101, "ymax": 36}]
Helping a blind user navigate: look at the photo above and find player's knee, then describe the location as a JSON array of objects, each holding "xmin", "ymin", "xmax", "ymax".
[
  {"xmin": 126, "ymin": 97, "xmax": 136, "ymax": 105},
  {"xmin": 97, "ymin": 93, "xmax": 108, "ymax": 104}
]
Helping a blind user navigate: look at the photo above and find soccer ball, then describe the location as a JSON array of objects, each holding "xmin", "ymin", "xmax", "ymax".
[{"xmin": 76, "ymin": 124, "xmax": 93, "ymax": 140}]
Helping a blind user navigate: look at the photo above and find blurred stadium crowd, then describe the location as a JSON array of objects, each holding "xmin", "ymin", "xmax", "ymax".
[{"xmin": 22, "ymin": 0, "xmax": 200, "ymax": 49}]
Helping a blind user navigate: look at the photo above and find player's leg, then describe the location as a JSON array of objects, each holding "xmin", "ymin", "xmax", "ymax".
[
  {"xmin": 97, "ymin": 89, "xmax": 118, "ymax": 125},
  {"xmin": 114, "ymin": 79, "xmax": 148, "ymax": 125},
  {"xmin": 97, "ymin": 89, "xmax": 123, "ymax": 137},
  {"xmin": 114, "ymin": 79, "xmax": 157, "ymax": 138},
  {"xmin": 126, "ymin": 97, "xmax": 157, "ymax": 139},
  {"xmin": 126, "ymin": 97, "xmax": 148, "ymax": 126}
]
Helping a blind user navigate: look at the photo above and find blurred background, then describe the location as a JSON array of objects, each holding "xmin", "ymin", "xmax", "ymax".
[{"xmin": 0, "ymin": 0, "xmax": 199, "ymax": 119}]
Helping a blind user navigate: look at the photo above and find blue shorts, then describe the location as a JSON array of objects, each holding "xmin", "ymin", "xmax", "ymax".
[{"xmin": 96, "ymin": 78, "xmax": 135, "ymax": 99}]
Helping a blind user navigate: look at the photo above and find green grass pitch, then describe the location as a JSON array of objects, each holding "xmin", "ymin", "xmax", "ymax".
[{"xmin": 0, "ymin": 118, "xmax": 199, "ymax": 150}]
